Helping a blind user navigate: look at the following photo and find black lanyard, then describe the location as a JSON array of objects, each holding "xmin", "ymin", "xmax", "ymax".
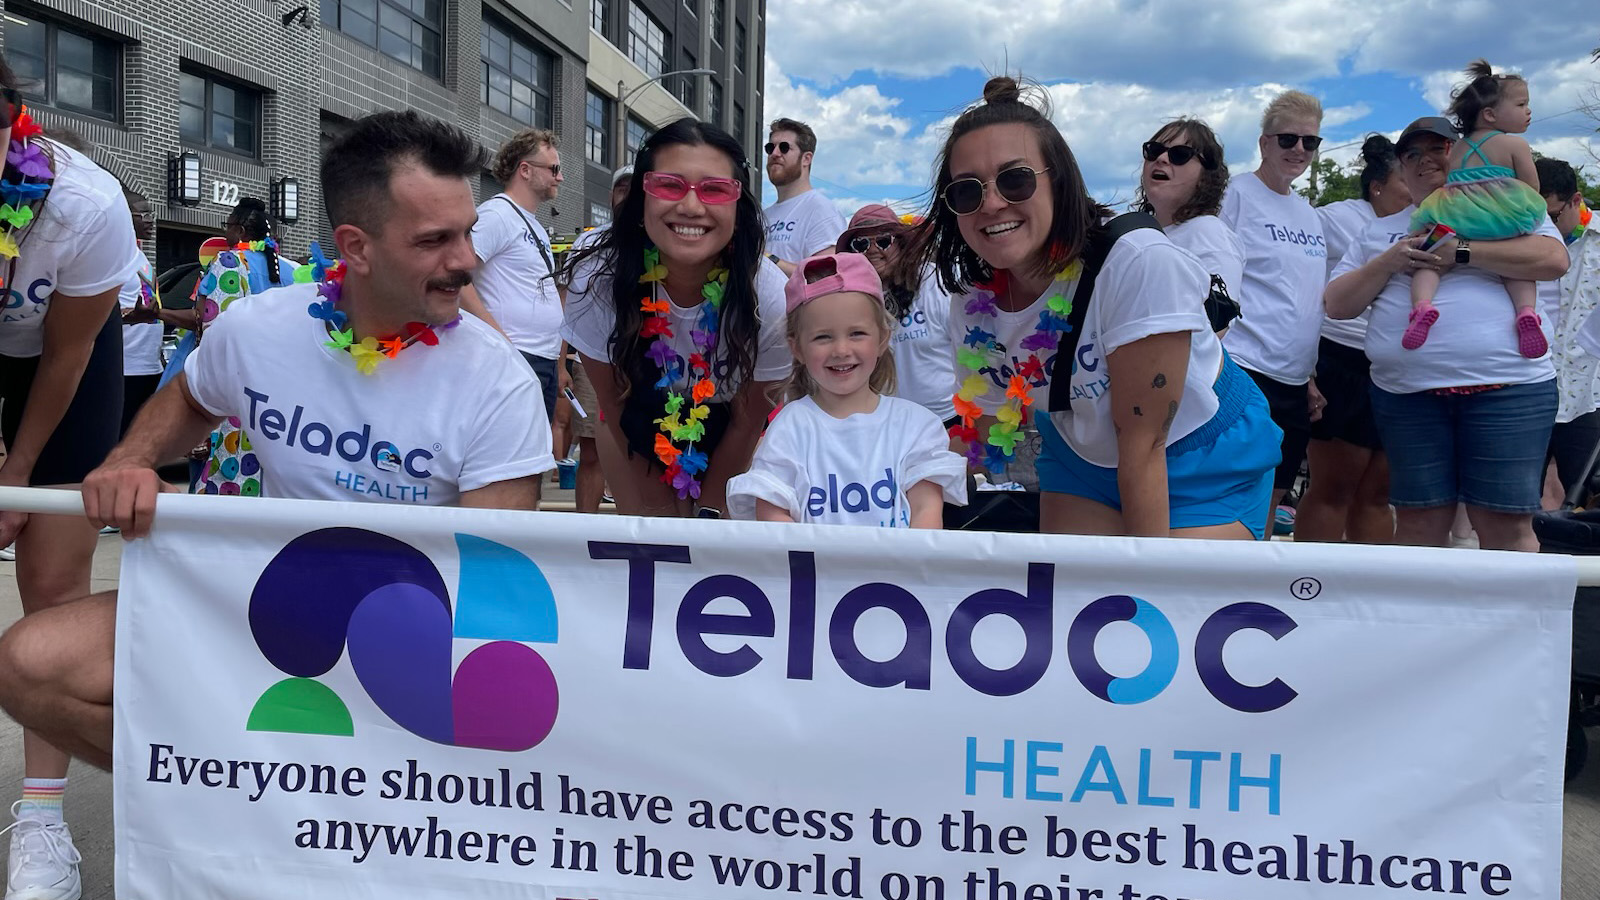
[{"xmin": 496, "ymin": 196, "xmax": 553, "ymax": 272}]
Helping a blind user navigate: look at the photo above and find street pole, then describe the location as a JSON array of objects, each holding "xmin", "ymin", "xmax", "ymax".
[{"xmin": 615, "ymin": 67, "xmax": 716, "ymax": 169}]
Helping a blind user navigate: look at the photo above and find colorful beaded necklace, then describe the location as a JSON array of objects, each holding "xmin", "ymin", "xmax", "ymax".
[
  {"xmin": 0, "ymin": 110, "xmax": 53, "ymax": 267},
  {"xmin": 951, "ymin": 260, "xmax": 1082, "ymax": 474},
  {"xmin": 300, "ymin": 242, "xmax": 460, "ymax": 375},
  {"xmin": 642, "ymin": 246, "xmax": 728, "ymax": 500}
]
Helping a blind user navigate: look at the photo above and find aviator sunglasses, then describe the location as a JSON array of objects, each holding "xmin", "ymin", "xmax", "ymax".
[
  {"xmin": 640, "ymin": 172, "xmax": 743, "ymax": 204},
  {"xmin": 942, "ymin": 165, "xmax": 1051, "ymax": 216},
  {"xmin": 1272, "ymin": 133, "xmax": 1323, "ymax": 151},
  {"xmin": 1142, "ymin": 141, "xmax": 1215, "ymax": 169},
  {"xmin": 848, "ymin": 234, "xmax": 897, "ymax": 252}
]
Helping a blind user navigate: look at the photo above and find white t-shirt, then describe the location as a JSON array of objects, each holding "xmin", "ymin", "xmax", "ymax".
[
  {"xmin": 1220, "ymin": 172, "xmax": 1328, "ymax": 384},
  {"xmin": 1163, "ymin": 215, "xmax": 1244, "ymax": 302},
  {"xmin": 1044, "ymin": 228, "xmax": 1222, "ymax": 468},
  {"xmin": 118, "ymin": 246, "xmax": 163, "ymax": 376},
  {"xmin": 762, "ymin": 190, "xmax": 847, "ymax": 263},
  {"xmin": 185, "ymin": 282, "xmax": 555, "ymax": 505},
  {"xmin": 726, "ymin": 395, "xmax": 966, "ymax": 526},
  {"xmin": 890, "ymin": 270, "xmax": 956, "ymax": 420},
  {"xmin": 1316, "ymin": 199, "xmax": 1379, "ymax": 349},
  {"xmin": 1336, "ymin": 207, "xmax": 1563, "ymax": 394},
  {"xmin": 561, "ymin": 254, "xmax": 790, "ymax": 400},
  {"xmin": 0, "ymin": 142, "xmax": 139, "ymax": 358},
  {"xmin": 471, "ymin": 194, "xmax": 563, "ymax": 358}
]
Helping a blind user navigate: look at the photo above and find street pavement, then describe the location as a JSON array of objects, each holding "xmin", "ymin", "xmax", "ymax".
[{"xmin": 2, "ymin": 529, "xmax": 1599, "ymax": 898}]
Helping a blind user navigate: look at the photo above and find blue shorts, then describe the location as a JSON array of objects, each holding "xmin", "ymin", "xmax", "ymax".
[
  {"xmin": 1369, "ymin": 379, "xmax": 1557, "ymax": 513},
  {"xmin": 1037, "ymin": 355, "xmax": 1282, "ymax": 539}
]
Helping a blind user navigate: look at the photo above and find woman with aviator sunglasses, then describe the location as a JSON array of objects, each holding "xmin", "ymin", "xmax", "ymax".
[
  {"xmin": 834, "ymin": 204, "xmax": 956, "ymax": 423},
  {"xmin": 1135, "ymin": 118, "xmax": 1244, "ymax": 309},
  {"xmin": 562, "ymin": 118, "xmax": 786, "ymax": 518},
  {"xmin": 0, "ymin": 56, "xmax": 141, "ymax": 898},
  {"xmin": 1220, "ymin": 89, "xmax": 1330, "ymax": 537},
  {"xmin": 918, "ymin": 77, "xmax": 1280, "ymax": 538}
]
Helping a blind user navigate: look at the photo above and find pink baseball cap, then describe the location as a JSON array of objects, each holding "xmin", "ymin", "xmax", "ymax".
[{"xmin": 784, "ymin": 252, "xmax": 884, "ymax": 314}]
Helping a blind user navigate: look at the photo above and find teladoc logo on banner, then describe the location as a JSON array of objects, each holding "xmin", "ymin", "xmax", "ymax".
[{"xmin": 244, "ymin": 527, "xmax": 561, "ymax": 751}]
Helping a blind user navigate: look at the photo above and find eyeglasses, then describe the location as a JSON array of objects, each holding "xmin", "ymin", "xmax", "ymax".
[
  {"xmin": 1142, "ymin": 141, "xmax": 1214, "ymax": 169},
  {"xmin": 942, "ymin": 165, "xmax": 1051, "ymax": 216},
  {"xmin": 1401, "ymin": 142, "xmax": 1450, "ymax": 164},
  {"xmin": 641, "ymin": 172, "xmax": 743, "ymax": 204},
  {"xmin": 1272, "ymin": 133, "xmax": 1323, "ymax": 151},
  {"xmin": 0, "ymin": 88, "xmax": 19, "ymax": 129},
  {"xmin": 524, "ymin": 161, "xmax": 561, "ymax": 177},
  {"xmin": 1549, "ymin": 198, "xmax": 1573, "ymax": 225},
  {"xmin": 764, "ymin": 141, "xmax": 794, "ymax": 156},
  {"xmin": 133, "ymin": 211, "xmax": 157, "ymax": 222},
  {"xmin": 848, "ymin": 234, "xmax": 897, "ymax": 253}
]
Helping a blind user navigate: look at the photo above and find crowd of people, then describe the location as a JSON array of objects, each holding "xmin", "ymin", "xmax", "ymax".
[{"xmin": 0, "ymin": 46, "xmax": 1591, "ymax": 899}]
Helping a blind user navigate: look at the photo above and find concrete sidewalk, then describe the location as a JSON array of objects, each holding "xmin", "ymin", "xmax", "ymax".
[{"xmin": 2, "ymin": 533, "xmax": 1599, "ymax": 898}]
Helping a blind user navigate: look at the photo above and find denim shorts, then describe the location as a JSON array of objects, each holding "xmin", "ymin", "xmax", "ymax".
[
  {"xmin": 1036, "ymin": 355, "xmax": 1282, "ymax": 539},
  {"xmin": 1369, "ymin": 379, "xmax": 1557, "ymax": 513}
]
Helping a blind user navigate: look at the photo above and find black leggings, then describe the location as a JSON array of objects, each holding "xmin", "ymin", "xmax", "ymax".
[{"xmin": 0, "ymin": 310, "xmax": 123, "ymax": 484}]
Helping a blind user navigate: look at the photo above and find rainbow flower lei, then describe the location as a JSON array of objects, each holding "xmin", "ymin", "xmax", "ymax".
[
  {"xmin": 642, "ymin": 247, "xmax": 728, "ymax": 500},
  {"xmin": 0, "ymin": 109, "xmax": 52, "ymax": 264},
  {"xmin": 951, "ymin": 260, "xmax": 1083, "ymax": 474},
  {"xmin": 299, "ymin": 241, "xmax": 460, "ymax": 375},
  {"xmin": 1570, "ymin": 201, "xmax": 1591, "ymax": 245}
]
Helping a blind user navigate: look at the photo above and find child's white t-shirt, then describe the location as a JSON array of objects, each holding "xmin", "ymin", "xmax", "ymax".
[
  {"xmin": 1045, "ymin": 228, "xmax": 1221, "ymax": 468},
  {"xmin": 727, "ymin": 395, "xmax": 967, "ymax": 526},
  {"xmin": 184, "ymin": 282, "xmax": 555, "ymax": 505},
  {"xmin": 1220, "ymin": 172, "xmax": 1329, "ymax": 385},
  {"xmin": 562, "ymin": 254, "xmax": 791, "ymax": 399},
  {"xmin": 890, "ymin": 269, "xmax": 956, "ymax": 420}
]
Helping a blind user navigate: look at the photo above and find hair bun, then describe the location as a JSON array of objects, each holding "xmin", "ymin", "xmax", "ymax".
[
  {"xmin": 982, "ymin": 76, "xmax": 1022, "ymax": 106},
  {"xmin": 1360, "ymin": 133, "xmax": 1394, "ymax": 163}
]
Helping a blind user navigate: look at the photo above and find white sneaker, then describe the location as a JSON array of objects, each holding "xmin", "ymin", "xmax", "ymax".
[
  {"xmin": 0, "ymin": 546, "xmax": 14, "ymax": 562},
  {"xmin": 3, "ymin": 804, "xmax": 81, "ymax": 900}
]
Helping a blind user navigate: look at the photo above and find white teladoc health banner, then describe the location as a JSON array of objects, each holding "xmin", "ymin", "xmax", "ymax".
[{"xmin": 113, "ymin": 494, "xmax": 1574, "ymax": 899}]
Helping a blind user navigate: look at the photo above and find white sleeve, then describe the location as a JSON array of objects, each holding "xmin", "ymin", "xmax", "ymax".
[
  {"xmin": 559, "ymin": 256, "xmax": 617, "ymax": 362},
  {"xmin": 1329, "ymin": 230, "xmax": 1381, "ymax": 281},
  {"xmin": 55, "ymin": 200, "xmax": 139, "ymax": 297},
  {"xmin": 726, "ymin": 412, "xmax": 806, "ymax": 520},
  {"xmin": 458, "ymin": 348, "xmax": 557, "ymax": 490},
  {"xmin": 1096, "ymin": 239, "xmax": 1212, "ymax": 356},
  {"xmin": 899, "ymin": 407, "xmax": 968, "ymax": 507},
  {"xmin": 183, "ymin": 301, "xmax": 249, "ymax": 417},
  {"xmin": 1219, "ymin": 182, "xmax": 1243, "ymax": 232},
  {"xmin": 1177, "ymin": 218, "xmax": 1245, "ymax": 298},
  {"xmin": 751, "ymin": 261, "xmax": 794, "ymax": 382},
  {"xmin": 803, "ymin": 199, "xmax": 848, "ymax": 256},
  {"xmin": 470, "ymin": 206, "xmax": 517, "ymax": 263}
]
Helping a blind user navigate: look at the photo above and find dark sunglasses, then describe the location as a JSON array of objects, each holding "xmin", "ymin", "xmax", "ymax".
[
  {"xmin": 1142, "ymin": 140, "xmax": 1214, "ymax": 169},
  {"xmin": 640, "ymin": 172, "xmax": 742, "ymax": 204},
  {"xmin": 524, "ymin": 160, "xmax": 561, "ymax": 177},
  {"xmin": 764, "ymin": 141, "xmax": 794, "ymax": 156},
  {"xmin": 0, "ymin": 88, "xmax": 19, "ymax": 129},
  {"xmin": 848, "ymin": 234, "xmax": 897, "ymax": 252},
  {"xmin": 1273, "ymin": 133, "xmax": 1323, "ymax": 151},
  {"xmin": 942, "ymin": 165, "xmax": 1050, "ymax": 216}
]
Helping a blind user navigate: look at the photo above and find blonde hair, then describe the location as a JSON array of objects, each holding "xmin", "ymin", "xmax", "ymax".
[
  {"xmin": 491, "ymin": 129, "xmax": 557, "ymax": 184},
  {"xmin": 1261, "ymin": 90, "xmax": 1323, "ymax": 134},
  {"xmin": 774, "ymin": 294, "xmax": 898, "ymax": 403}
]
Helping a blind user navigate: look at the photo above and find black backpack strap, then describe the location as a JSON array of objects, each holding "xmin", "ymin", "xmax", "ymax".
[{"xmin": 1046, "ymin": 211, "xmax": 1161, "ymax": 412}]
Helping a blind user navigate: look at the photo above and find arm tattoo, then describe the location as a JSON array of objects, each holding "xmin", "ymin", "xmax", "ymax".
[
  {"xmin": 1161, "ymin": 400, "xmax": 1178, "ymax": 435},
  {"xmin": 1133, "ymin": 405, "xmax": 1143, "ymax": 416},
  {"xmin": 1152, "ymin": 373, "xmax": 1168, "ymax": 389}
]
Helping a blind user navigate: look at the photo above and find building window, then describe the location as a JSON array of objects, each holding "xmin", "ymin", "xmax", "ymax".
[
  {"xmin": 626, "ymin": 2, "xmax": 666, "ymax": 79},
  {"xmin": 591, "ymin": 0, "xmax": 608, "ymax": 35},
  {"xmin": 5, "ymin": 11, "xmax": 120, "ymax": 121},
  {"xmin": 481, "ymin": 15, "xmax": 554, "ymax": 129},
  {"xmin": 586, "ymin": 87, "xmax": 613, "ymax": 166},
  {"xmin": 735, "ymin": 22, "xmax": 746, "ymax": 76},
  {"xmin": 708, "ymin": 78, "xmax": 723, "ymax": 127},
  {"xmin": 682, "ymin": 0, "xmax": 696, "ymax": 16},
  {"xmin": 710, "ymin": 0, "xmax": 724, "ymax": 45},
  {"xmin": 324, "ymin": 0, "xmax": 443, "ymax": 78},
  {"xmin": 733, "ymin": 102, "xmax": 744, "ymax": 143},
  {"xmin": 625, "ymin": 116, "xmax": 652, "ymax": 166},
  {"xmin": 676, "ymin": 51, "xmax": 697, "ymax": 110},
  {"xmin": 589, "ymin": 202, "xmax": 612, "ymax": 227},
  {"xmin": 179, "ymin": 69, "xmax": 261, "ymax": 156}
]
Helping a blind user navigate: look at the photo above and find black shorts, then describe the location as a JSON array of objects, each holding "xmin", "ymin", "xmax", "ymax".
[
  {"xmin": 1308, "ymin": 338, "xmax": 1382, "ymax": 451},
  {"xmin": 1245, "ymin": 367, "xmax": 1311, "ymax": 491},
  {"xmin": 519, "ymin": 351, "xmax": 559, "ymax": 424},
  {"xmin": 0, "ymin": 310, "xmax": 123, "ymax": 485}
]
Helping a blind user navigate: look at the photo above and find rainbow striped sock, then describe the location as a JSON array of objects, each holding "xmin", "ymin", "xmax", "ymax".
[{"xmin": 18, "ymin": 777, "xmax": 66, "ymax": 824}]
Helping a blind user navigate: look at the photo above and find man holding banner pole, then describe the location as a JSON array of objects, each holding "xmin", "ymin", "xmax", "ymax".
[{"xmin": 0, "ymin": 111, "xmax": 555, "ymax": 773}]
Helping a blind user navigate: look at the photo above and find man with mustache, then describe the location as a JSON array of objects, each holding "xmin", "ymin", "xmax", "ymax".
[
  {"xmin": 761, "ymin": 118, "xmax": 847, "ymax": 275},
  {"xmin": 0, "ymin": 111, "xmax": 554, "ymax": 773}
]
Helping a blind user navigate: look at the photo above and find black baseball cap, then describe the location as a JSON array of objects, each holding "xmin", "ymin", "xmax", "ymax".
[{"xmin": 1396, "ymin": 116, "xmax": 1457, "ymax": 152}]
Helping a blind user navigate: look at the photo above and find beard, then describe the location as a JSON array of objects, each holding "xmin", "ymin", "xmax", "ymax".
[{"xmin": 767, "ymin": 162, "xmax": 800, "ymax": 188}]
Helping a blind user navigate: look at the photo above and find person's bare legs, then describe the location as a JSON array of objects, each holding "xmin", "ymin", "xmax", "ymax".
[
  {"xmin": 574, "ymin": 436, "xmax": 605, "ymax": 514},
  {"xmin": 1466, "ymin": 505, "xmax": 1539, "ymax": 553},
  {"xmin": 1346, "ymin": 452, "xmax": 1395, "ymax": 544},
  {"xmin": 1393, "ymin": 504, "xmax": 1455, "ymax": 548},
  {"xmin": 1297, "ymin": 438, "xmax": 1370, "ymax": 542},
  {"xmin": 0, "ymin": 589, "xmax": 116, "ymax": 771}
]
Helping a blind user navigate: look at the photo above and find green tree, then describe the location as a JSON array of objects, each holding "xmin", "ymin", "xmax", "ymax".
[{"xmin": 1298, "ymin": 157, "xmax": 1362, "ymax": 206}]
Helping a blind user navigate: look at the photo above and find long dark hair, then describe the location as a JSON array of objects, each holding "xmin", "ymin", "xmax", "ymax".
[
  {"xmin": 1448, "ymin": 59, "xmax": 1525, "ymax": 135},
  {"xmin": 231, "ymin": 197, "xmax": 283, "ymax": 284},
  {"xmin": 916, "ymin": 76, "xmax": 1110, "ymax": 295},
  {"xmin": 1356, "ymin": 134, "xmax": 1399, "ymax": 203},
  {"xmin": 566, "ymin": 118, "xmax": 764, "ymax": 402},
  {"xmin": 1133, "ymin": 117, "xmax": 1228, "ymax": 225}
]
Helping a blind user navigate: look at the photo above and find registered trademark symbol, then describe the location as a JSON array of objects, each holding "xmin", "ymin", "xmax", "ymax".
[
  {"xmin": 1290, "ymin": 577, "xmax": 1322, "ymax": 600},
  {"xmin": 433, "ymin": 443, "xmax": 443, "ymax": 451}
]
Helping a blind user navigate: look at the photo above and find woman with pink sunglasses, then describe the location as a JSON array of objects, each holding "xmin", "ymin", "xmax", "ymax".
[{"xmin": 562, "ymin": 118, "xmax": 787, "ymax": 518}]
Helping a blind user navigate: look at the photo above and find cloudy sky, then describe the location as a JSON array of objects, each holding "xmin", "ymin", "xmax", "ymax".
[{"xmin": 757, "ymin": 0, "xmax": 1600, "ymax": 215}]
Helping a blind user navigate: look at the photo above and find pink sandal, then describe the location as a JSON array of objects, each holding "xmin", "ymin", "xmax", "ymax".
[
  {"xmin": 1402, "ymin": 303, "xmax": 1439, "ymax": 350},
  {"xmin": 1516, "ymin": 310, "xmax": 1548, "ymax": 358}
]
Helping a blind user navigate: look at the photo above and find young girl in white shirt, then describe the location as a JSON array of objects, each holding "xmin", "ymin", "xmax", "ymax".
[{"xmin": 727, "ymin": 253, "xmax": 966, "ymax": 527}]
